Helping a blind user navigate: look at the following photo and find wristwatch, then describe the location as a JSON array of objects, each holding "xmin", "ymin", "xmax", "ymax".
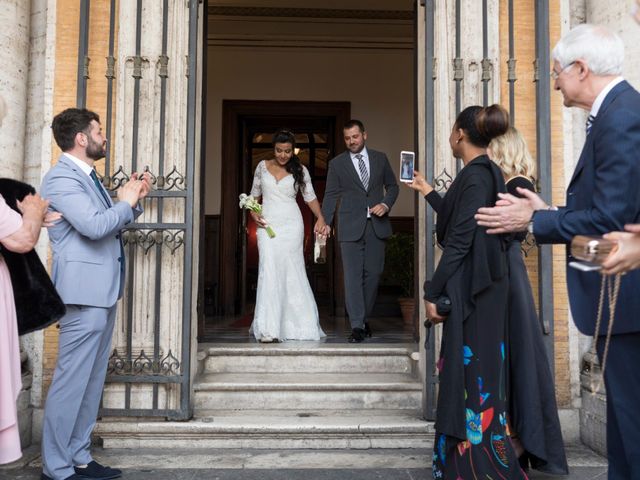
[{"xmin": 527, "ymin": 220, "xmax": 534, "ymax": 234}]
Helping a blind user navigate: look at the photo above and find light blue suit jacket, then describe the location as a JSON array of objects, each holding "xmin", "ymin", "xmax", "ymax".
[{"xmin": 41, "ymin": 155, "xmax": 142, "ymax": 308}]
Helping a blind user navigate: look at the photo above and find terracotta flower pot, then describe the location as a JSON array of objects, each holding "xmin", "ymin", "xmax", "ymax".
[{"xmin": 398, "ymin": 297, "xmax": 415, "ymax": 326}]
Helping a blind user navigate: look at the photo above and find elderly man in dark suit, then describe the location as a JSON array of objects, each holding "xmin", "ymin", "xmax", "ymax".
[
  {"xmin": 475, "ymin": 24, "xmax": 640, "ymax": 479},
  {"xmin": 318, "ymin": 120, "xmax": 398, "ymax": 343}
]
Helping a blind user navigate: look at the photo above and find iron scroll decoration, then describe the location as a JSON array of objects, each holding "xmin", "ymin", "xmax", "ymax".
[
  {"xmin": 97, "ymin": 165, "xmax": 186, "ymax": 191},
  {"xmin": 122, "ymin": 229, "xmax": 185, "ymax": 255},
  {"xmin": 108, "ymin": 348, "xmax": 181, "ymax": 376}
]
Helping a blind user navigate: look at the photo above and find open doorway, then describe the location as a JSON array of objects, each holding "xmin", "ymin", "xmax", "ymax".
[{"xmin": 200, "ymin": 2, "xmax": 416, "ymax": 342}]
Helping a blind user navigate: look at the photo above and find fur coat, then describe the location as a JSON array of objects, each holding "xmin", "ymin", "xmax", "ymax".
[{"xmin": 0, "ymin": 178, "xmax": 65, "ymax": 335}]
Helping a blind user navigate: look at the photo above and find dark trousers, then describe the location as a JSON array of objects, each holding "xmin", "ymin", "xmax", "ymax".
[
  {"xmin": 596, "ymin": 332, "xmax": 640, "ymax": 479},
  {"xmin": 339, "ymin": 220, "xmax": 385, "ymax": 330}
]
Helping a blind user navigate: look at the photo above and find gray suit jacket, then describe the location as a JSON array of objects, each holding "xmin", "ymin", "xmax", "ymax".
[
  {"xmin": 41, "ymin": 155, "xmax": 142, "ymax": 308},
  {"xmin": 322, "ymin": 149, "xmax": 399, "ymax": 242}
]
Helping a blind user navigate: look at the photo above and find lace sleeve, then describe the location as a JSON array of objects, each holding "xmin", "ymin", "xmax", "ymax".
[
  {"xmin": 250, "ymin": 161, "xmax": 263, "ymax": 198},
  {"xmin": 301, "ymin": 165, "xmax": 317, "ymax": 202}
]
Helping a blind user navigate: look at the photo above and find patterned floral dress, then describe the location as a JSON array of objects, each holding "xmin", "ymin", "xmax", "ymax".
[{"xmin": 424, "ymin": 156, "xmax": 528, "ymax": 479}]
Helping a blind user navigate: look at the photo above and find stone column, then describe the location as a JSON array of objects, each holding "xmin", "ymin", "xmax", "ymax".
[
  {"xmin": 0, "ymin": 0, "xmax": 31, "ymax": 179},
  {"xmin": 0, "ymin": 0, "xmax": 58, "ymax": 445}
]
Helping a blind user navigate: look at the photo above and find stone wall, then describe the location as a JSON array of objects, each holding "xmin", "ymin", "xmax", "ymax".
[
  {"xmin": 573, "ymin": 0, "xmax": 640, "ymax": 456},
  {"xmin": 0, "ymin": 0, "xmax": 56, "ymax": 451},
  {"xmin": 0, "ymin": 0, "xmax": 30, "ymax": 179}
]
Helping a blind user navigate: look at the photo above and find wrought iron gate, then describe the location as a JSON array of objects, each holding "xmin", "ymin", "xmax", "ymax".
[
  {"xmin": 420, "ymin": 0, "xmax": 554, "ymax": 420},
  {"xmin": 75, "ymin": 0, "xmax": 201, "ymax": 420}
]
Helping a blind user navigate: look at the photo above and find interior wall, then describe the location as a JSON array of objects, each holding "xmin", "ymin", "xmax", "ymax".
[{"xmin": 205, "ymin": 46, "xmax": 415, "ymax": 216}]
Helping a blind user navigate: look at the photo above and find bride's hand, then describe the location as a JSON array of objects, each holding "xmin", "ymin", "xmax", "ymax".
[
  {"xmin": 250, "ymin": 211, "xmax": 268, "ymax": 228},
  {"xmin": 314, "ymin": 218, "xmax": 328, "ymax": 237}
]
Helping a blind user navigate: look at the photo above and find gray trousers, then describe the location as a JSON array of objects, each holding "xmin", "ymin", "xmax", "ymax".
[
  {"xmin": 340, "ymin": 220, "xmax": 385, "ymax": 330},
  {"xmin": 42, "ymin": 304, "xmax": 117, "ymax": 480}
]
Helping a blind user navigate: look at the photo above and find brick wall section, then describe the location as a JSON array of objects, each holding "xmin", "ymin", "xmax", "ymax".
[
  {"xmin": 86, "ymin": 0, "xmax": 118, "ymax": 178},
  {"xmin": 43, "ymin": 0, "xmax": 118, "ymax": 397},
  {"xmin": 42, "ymin": 0, "xmax": 80, "ymax": 399},
  {"xmin": 499, "ymin": 0, "xmax": 572, "ymax": 407},
  {"xmin": 549, "ymin": 0, "xmax": 572, "ymax": 408}
]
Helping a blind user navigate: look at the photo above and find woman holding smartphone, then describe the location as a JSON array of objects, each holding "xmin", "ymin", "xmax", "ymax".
[{"xmin": 407, "ymin": 105, "xmax": 527, "ymax": 479}]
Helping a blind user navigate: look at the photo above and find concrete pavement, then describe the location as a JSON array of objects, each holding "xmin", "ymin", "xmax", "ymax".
[{"xmin": 0, "ymin": 444, "xmax": 607, "ymax": 479}]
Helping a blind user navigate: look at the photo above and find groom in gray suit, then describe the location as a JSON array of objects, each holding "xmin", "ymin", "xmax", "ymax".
[
  {"xmin": 40, "ymin": 108, "xmax": 150, "ymax": 480},
  {"xmin": 319, "ymin": 120, "xmax": 399, "ymax": 343}
]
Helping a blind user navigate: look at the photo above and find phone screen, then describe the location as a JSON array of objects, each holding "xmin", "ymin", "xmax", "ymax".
[
  {"xmin": 568, "ymin": 261, "xmax": 602, "ymax": 272},
  {"xmin": 400, "ymin": 151, "xmax": 415, "ymax": 182}
]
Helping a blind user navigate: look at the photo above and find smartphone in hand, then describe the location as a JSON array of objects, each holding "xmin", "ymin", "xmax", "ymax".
[{"xmin": 399, "ymin": 151, "xmax": 415, "ymax": 183}]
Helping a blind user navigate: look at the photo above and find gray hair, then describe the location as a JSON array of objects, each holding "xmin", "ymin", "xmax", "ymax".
[{"xmin": 552, "ymin": 24, "xmax": 624, "ymax": 76}]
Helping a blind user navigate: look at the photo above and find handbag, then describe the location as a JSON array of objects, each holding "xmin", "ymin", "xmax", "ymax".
[
  {"xmin": 0, "ymin": 178, "xmax": 66, "ymax": 335},
  {"xmin": 570, "ymin": 235, "xmax": 615, "ymax": 264}
]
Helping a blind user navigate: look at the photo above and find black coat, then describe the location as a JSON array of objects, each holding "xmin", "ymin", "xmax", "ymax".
[
  {"xmin": 0, "ymin": 178, "xmax": 65, "ymax": 335},
  {"xmin": 424, "ymin": 155, "xmax": 509, "ymax": 441}
]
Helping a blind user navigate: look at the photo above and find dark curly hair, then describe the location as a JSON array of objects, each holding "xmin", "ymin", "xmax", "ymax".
[
  {"xmin": 455, "ymin": 104, "xmax": 509, "ymax": 148},
  {"xmin": 273, "ymin": 129, "xmax": 305, "ymax": 193},
  {"xmin": 51, "ymin": 108, "xmax": 100, "ymax": 151}
]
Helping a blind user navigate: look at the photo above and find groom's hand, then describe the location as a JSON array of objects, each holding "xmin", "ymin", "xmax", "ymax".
[{"xmin": 369, "ymin": 204, "xmax": 388, "ymax": 217}]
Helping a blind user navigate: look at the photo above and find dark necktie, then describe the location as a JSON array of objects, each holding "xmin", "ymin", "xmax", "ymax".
[
  {"xmin": 90, "ymin": 169, "xmax": 125, "ymax": 273},
  {"xmin": 356, "ymin": 153, "xmax": 369, "ymax": 190},
  {"xmin": 586, "ymin": 114, "xmax": 595, "ymax": 136},
  {"xmin": 90, "ymin": 170, "xmax": 111, "ymax": 207}
]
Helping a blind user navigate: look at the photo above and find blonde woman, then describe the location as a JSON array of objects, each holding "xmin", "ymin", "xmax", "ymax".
[
  {"xmin": 488, "ymin": 127, "xmax": 536, "ymax": 210},
  {"xmin": 488, "ymin": 127, "xmax": 568, "ymax": 475}
]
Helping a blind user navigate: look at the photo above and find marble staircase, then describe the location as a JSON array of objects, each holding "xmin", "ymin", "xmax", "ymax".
[{"xmin": 96, "ymin": 343, "xmax": 434, "ymax": 449}]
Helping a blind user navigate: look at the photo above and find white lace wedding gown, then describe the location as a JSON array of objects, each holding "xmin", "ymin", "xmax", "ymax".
[{"xmin": 249, "ymin": 160, "xmax": 326, "ymax": 341}]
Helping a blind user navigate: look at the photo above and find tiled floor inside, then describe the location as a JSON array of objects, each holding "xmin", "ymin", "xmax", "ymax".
[{"xmin": 200, "ymin": 305, "xmax": 419, "ymax": 345}]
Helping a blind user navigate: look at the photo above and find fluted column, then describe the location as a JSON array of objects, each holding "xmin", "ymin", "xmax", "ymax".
[{"xmin": 0, "ymin": 0, "xmax": 31, "ymax": 179}]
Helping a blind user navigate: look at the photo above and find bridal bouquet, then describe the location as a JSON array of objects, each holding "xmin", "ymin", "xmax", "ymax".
[{"xmin": 239, "ymin": 193, "xmax": 276, "ymax": 238}]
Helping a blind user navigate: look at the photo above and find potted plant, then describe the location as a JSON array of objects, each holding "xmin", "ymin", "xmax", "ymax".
[{"xmin": 384, "ymin": 232, "xmax": 415, "ymax": 325}]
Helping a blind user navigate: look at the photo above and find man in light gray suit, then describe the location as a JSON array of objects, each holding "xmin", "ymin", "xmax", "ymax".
[
  {"xmin": 40, "ymin": 108, "xmax": 150, "ymax": 480},
  {"xmin": 318, "ymin": 120, "xmax": 399, "ymax": 343}
]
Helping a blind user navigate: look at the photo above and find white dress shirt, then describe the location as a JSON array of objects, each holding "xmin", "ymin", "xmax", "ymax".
[
  {"xmin": 350, "ymin": 148, "xmax": 371, "ymax": 217},
  {"xmin": 64, "ymin": 153, "xmax": 94, "ymax": 178},
  {"xmin": 590, "ymin": 76, "xmax": 625, "ymax": 118}
]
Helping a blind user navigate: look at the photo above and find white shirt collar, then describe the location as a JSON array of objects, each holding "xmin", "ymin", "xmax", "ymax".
[
  {"xmin": 590, "ymin": 77, "xmax": 625, "ymax": 117},
  {"xmin": 350, "ymin": 147, "xmax": 369, "ymax": 161},
  {"xmin": 64, "ymin": 153, "xmax": 94, "ymax": 177}
]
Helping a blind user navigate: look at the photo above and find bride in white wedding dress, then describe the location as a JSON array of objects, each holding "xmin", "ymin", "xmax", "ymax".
[{"xmin": 248, "ymin": 130, "xmax": 327, "ymax": 342}]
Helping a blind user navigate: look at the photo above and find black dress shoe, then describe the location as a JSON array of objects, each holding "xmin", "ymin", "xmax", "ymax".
[
  {"xmin": 364, "ymin": 322, "xmax": 372, "ymax": 338},
  {"xmin": 74, "ymin": 461, "xmax": 122, "ymax": 479},
  {"xmin": 348, "ymin": 327, "xmax": 366, "ymax": 343},
  {"xmin": 518, "ymin": 453, "xmax": 530, "ymax": 472}
]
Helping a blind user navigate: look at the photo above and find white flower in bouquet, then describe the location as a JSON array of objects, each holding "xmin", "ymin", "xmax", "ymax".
[{"xmin": 239, "ymin": 193, "xmax": 276, "ymax": 238}]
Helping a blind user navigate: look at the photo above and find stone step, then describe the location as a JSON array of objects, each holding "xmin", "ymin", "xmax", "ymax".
[
  {"xmin": 193, "ymin": 373, "xmax": 423, "ymax": 411},
  {"xmin": 96, "ymin": 412, "xmax": 434, "ymax": 450},
  {"xmin": 198, "ymin": 343, "xmax": 417, "ymax": 375}
]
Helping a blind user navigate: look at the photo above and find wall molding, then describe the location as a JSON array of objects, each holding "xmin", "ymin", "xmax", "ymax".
[{"xmin": 208, "ymin": 6, "xmax": 414, "ymax": 21}]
